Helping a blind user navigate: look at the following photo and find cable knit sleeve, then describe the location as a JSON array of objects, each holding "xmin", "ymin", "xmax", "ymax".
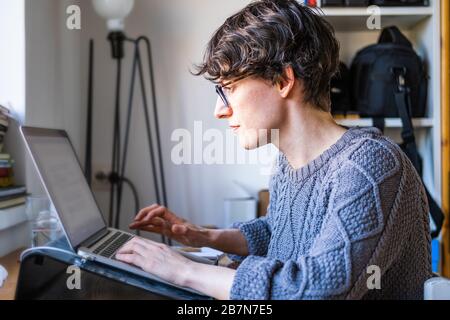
[
  {"xmin": 226, "ymin": 174, "xmax": 278, "ymax": 262},
  {"xmin": 226, "ymin": 216, "xmax": 272, "ymax": 262},
  {"xmin": 230, "ymin": 139, "xmax": 419, "ymax": 300}
]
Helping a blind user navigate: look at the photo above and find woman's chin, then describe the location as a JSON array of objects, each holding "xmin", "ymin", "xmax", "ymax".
[{"xmin": 239, "ymin": 136, "xmax": 259, "ymax": 150}]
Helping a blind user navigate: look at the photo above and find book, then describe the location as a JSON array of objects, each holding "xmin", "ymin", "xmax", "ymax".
[
  {"xmin": 0, "ymin": 105, "xmax": 10, "ymax": 115},
  {"xmin": 0, "ymin": 122, "xmax": 8, "ymax": 131},
  {"xmin": 0, "ymin": 193, "xmax": 27, "ymax": 202},
  {"xmin": 0, "ymin": 160, "xmax": 12, "ymax": 167},
  {"xmin": 0, "ymin": 167, "xmax": 12, "ymax": 178},
  {"xmin": 0, "ymin": 186, "xmax": 27, "ymax": 198},
  {"xmin": 0, "ymin": 196, "xmax": 26, "ymax": 210},
  {"xmin": 0, "ymin": 160, "xmax": 12, "ymax": 168},
  {"xmin": 0, "ymin": 177, "xmax": 14, "ymax": 188},
  {"xmin": 0, "ymin": 117, "xmax": 9, "ymax": 128},
  {"xmin": 0, "ymin": 154, "xmax": 10, "ymax": 160}
]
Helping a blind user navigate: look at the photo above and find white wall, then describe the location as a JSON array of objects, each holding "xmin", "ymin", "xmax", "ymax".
[
  {"xmin": 0, "ymin": 0, "xmax": 25, "ymax": 122},
  {"xmin": 0, "ymin": 0, "xmax": 26, "ymax": 185},
  {"xmin": 81, "ymin": 0, "xmax": 273, "ymax": 234},
  {"xmin": 24, "ymin": 0, "xmax": 85, "ymax": 195}
]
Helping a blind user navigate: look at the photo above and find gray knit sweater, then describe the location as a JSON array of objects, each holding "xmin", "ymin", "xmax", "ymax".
[{"xmin": 229, "ymin": 127, "xmax": 432, "ymax": 300}]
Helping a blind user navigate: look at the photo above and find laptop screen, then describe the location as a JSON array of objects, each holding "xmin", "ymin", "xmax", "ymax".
[{"xmin": 22, "ymin": 127, "xmax": 107, "ymax": 248}]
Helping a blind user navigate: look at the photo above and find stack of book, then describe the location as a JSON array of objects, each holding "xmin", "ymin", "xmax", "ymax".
[
  {"xmin": 0, "ymin": 105, "xmax": 10, "ymax": 153},
  {"xmin": 0, "ymin": 185, "xmax": 26, "ymax": 209},
  {"xmin": 0, "ymin": 105, "xmax": 27, "ymax": 209},
  {"xmin": 0, "ymin": 153, "xmax": 14, "ymax": 188}
]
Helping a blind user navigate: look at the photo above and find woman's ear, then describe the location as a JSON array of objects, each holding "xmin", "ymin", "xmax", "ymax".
[{"xmin": 277, "ymin": 66, "xmax": 296, "ymax": 98}]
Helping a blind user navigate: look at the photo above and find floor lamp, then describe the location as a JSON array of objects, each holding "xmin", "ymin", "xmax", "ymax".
[{"xmin": 90, "ymin": 0, "xmax": 169, "ymax": 244}]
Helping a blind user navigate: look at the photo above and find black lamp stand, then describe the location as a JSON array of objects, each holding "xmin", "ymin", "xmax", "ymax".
[{"xmin": 86, "ymin": 33, "xmax": 169, "ymax": 245}]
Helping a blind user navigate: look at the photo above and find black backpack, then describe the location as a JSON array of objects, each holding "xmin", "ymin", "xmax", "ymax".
[
  {"xmin": 330, "ymin": 62, "xmax": 352, "ymax": 115},
  {"xmin": 351, "ymin": 26, "xmax": 428, "ymax": 118},
  {"xmin": 350, "ymin": 26, "xmax": 443, "ymax": 238}
]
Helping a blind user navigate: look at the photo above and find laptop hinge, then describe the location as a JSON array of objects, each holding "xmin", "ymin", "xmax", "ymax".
[{"xmin": 78, "ymin": 228, "xmax": 110, "ymax": 249}]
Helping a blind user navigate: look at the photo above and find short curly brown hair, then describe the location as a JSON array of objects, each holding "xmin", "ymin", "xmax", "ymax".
[{"xmin": 194, "ymin": 0, "xmax": 340, "ymax": 112}]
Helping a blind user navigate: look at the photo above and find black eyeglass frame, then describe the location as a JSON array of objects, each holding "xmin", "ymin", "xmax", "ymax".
[
  {"xmin": 215, "ymin": 85, "xmax": 230, "ymax": 108},
  {"xmin": 214, "ymin": 74, "xmax": 253, "ymax": 108}
]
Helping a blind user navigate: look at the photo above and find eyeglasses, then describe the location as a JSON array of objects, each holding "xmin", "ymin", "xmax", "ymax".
[
  {"xmin": 215, "ymin": 75, "xmax": 251, "ymax": 108},
  {"xmin": 215, "ymin": 84, "xmax": 230, "ymax": 108}
]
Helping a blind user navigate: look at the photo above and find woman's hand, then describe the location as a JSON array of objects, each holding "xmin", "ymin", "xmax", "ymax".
[
  {"xmin": 115, "ymin": 237, "xmax": 237, "ymax": 300},
  {"xmin": 129, "ymin": 204, "xmax": 211, "ymax": 248},
  {"xmin": 115, "ymin": 237, "xmax": 193, "ymax": 287}
]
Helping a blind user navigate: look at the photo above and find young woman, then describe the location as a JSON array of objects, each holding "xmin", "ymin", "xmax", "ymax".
[{"xmin": 116, "ymin": 0, "xmax": 431, "ymax": 300}]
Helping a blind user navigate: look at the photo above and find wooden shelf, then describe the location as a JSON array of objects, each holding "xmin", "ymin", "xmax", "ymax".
[
  {"xmin": 316, "ymin": 6, "xmax": 433, "ymax": 31},
  {"xmin": 335, "ymin": 117, "xmax": 434, "ymax": 128}
]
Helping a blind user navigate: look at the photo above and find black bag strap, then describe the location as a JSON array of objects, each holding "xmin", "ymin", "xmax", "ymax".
[
  {"xmin": 373, "ymin": 117, "xmax": 385, "ymax": 133},
  {"xmin": 392, "ymin": 67, "xmax": 444, "ymax": 239},
  {"xmin": 379, "ymin": 26, "xmax": 413, "ymax": 48}
]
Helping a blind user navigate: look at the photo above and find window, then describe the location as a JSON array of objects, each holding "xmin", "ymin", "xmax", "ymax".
[{"xmin": 0, "ymin": 0, "xmax": 25, "ymax": 122}]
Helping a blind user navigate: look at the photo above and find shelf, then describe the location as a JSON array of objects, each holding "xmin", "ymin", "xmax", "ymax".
[
  {"xmin": 0, "ymin": 205, "xmax": 29, "ymax": 258},
  {"xmin": 319, "ymin": 6, "xmax": 433, "ymax": 16},
  {"xmin": 316, "ymin": 6, "xmax": 433, "ymax": 31},
  {"xmin": 0, "ymin": 205, "xmax": 27, "ymax": 231},
  {"xmin": 335, "ymin": 117, "xmax": 434, "ymax": 128}
]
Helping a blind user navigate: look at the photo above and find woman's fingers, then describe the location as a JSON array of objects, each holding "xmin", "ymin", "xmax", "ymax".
[
  {"xmin": 115, "ymin": 240, "xmax": 147, "ymax": 267},
  {"xmin": 129, "ymin": 221, "xmax": 174, "ymax": 240},
  {"xmin": 134, "ymin": 204, "xmax": 158, "ymax": 221},
  {"xmin": 115, "ymin": 253, "xmax": 145, "ymax": 267},
  {"xmin": 118, "ymin": 237, "xmax": 164, "ymax": 256},
  {"xmin": 138, "ymin": 237, "xmax": 166, "ymax": 248},
  {"xmin": 129, "ymin": 222, "xmax": 192, "ymax": 245},
  {"xmin": 134, "ymin": 204, "xmax": 161, "ymax": 221},
  {"xmin": 130, "ymin": 206, "xmax": 193, "ymax": 243},
  {"xmin": 130, "ymin": 216, "xmax": 167, "ymax": 230},
  {"xmin": 135, "ymin": 205, "xmax": 185, "ymax": 225},
  {"xmin": 142, "ymin": 206, "xmax": 167, "ymax": 222},
  {"xmin": 116, "ymin": 238, "xmax": 147, "ymax": 255},
  {"xmin": 132, "ymin": 207, "xmax": 166, "ymax": 226},
  {"xmin": 116, "ymin": 238, "xmax": 182, "ymax": 279},
  {"xmin": 136, "ymin": 226, "xmax": 179, "ymax": 241},
  {"xmin": 137, "ymin": 225, "xmax": 161, "ymax": 233}
]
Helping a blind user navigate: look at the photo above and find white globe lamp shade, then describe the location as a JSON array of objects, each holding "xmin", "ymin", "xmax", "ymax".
[{"xmin": 92, "ymin": 0, "xmax": 135, "ymax": 31}]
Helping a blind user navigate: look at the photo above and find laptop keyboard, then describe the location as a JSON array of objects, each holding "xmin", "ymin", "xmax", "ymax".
[{"xmin": 93, "ymin": 231, "xmax": 133, "ymax": 258}]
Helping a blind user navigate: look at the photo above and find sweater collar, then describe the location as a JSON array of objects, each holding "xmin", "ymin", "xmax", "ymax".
[{"xmin": 277, "ymin": 126, "xmax": 381, "ymax": 183}]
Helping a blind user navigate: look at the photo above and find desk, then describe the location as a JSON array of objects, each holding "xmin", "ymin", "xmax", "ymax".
[{"xmin": 0, "ymin": 249, "xmax": 23, "ymax": 300}]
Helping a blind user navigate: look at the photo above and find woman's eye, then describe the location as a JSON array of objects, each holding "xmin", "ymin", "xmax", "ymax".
[{"xmin": 228, "ymin": 85, "xmax": 237, "ymax": 92}]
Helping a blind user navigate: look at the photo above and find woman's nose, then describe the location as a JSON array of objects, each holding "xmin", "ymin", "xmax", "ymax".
[{"xmin": 214, "ymin": 97, "xmax": 233, "ymax": 119}]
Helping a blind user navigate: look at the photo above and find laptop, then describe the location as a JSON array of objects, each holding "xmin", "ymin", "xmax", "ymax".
[{"xmin": 20, "ymin": 126, "xmax": 213, "ymax": 295}]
